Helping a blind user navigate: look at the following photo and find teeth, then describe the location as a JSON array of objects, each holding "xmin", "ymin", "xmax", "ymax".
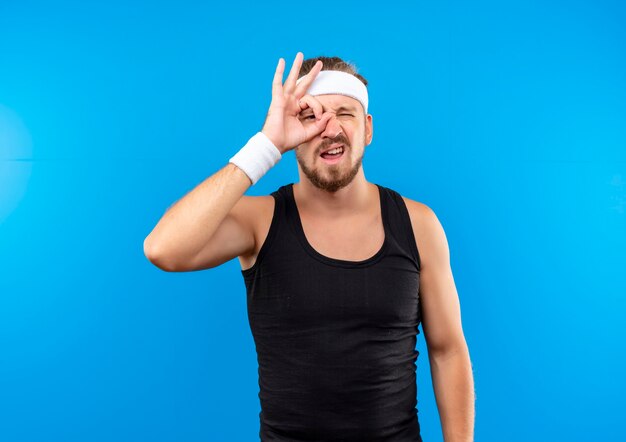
[{"xmin": 325, "ymin": 147, "xmax": 344, "ymax": 155}]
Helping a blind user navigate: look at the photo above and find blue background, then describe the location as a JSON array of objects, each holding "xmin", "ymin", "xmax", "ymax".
[{"xmin": 1, "ymin": 1, "xmax": 625, "ymax": 441}]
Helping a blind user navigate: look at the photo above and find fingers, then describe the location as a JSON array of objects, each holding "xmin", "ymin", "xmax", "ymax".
[
  {"xmin": 274, "ymin": 52, "xmax": 323, "ymax": 99},
  {"xmin": 294, "ymin": 60, "xmax": 323, "ymax": 97},
  {"xmin": 298, "ymin": 94, "xmax": 324, "ymax": 120},
  {"xmin": 283, "ymin": 52, "xmax": 304, "ymax": 94},
  {"xmin": 304, "ymin": 112, "xmax": 333, "ymax": 141},
  {"xmin": 272, "ymin": 57, "xmax": 285, "ymax": 97}
]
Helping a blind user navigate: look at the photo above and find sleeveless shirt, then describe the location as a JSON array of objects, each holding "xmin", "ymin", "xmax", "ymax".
[{"xmin": 241, "ymin": 182, "xmax": 423, "ymax": 442}]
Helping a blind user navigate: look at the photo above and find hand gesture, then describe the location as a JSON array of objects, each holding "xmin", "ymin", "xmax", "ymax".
[{"xmin": 261, "ymin": 52, "xmax": 333, "ymax": 154}]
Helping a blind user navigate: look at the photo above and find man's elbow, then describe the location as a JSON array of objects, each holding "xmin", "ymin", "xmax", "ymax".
[{"xmin": 144, "ymin": 237, "xmax": 179, "ymax": 272}]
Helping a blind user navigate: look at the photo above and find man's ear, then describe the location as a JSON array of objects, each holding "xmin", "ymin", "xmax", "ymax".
[{"xmin": 365, "ymin": 114, "xmax": 373, "ymax": 146}]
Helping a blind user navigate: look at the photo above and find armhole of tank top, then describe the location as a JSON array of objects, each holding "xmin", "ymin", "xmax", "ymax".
[
  {"xmin": 395, "ymin": 192, "xmax": 422, "ymax": 272},
  {"xmin": 241, "ymin": 192, "xmax": 281, "ymax": 278}
]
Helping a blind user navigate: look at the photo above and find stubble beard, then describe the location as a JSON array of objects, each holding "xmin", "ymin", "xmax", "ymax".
[{"xmin": 296, "ymin": 133, "xmax": 367, "ymax": 193}]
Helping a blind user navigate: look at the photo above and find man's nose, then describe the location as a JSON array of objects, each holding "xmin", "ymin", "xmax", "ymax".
[{"xmin": 321, "ymin": 114, "xmax": 343, "ymax": 139}]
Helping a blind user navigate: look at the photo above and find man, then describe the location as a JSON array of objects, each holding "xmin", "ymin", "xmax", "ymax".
[{"xmin": 144, "ymin": 52, "xmax": 475, "ymax": 442}]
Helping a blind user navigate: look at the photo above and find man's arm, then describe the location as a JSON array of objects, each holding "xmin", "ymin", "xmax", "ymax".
[
  {"xmin": 144, "ymin": 163, "xmax": 256, "ymax": 272},
  {"xmin": 404, "ymin": 198, "xmax": 475, "ymax": 442},
  {"xmin": 143, "ymin": 53, "xmax": 331, "ymax": 272}
]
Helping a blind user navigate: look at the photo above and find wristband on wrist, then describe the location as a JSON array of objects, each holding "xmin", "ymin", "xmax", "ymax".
[{"xmin": 228, "ymin": 132, "xmax": 282, "ymax": 185}]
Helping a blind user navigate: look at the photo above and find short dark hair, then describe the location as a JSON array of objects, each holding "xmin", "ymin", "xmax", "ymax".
[{"xmin": 298, "ymin": 56, "xmax": 368, "ymax": 87}]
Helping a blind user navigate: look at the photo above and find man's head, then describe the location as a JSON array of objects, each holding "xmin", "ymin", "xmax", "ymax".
[{"xmin": 294, "ymin": 56, "xmax": 373, "ymax": 193}]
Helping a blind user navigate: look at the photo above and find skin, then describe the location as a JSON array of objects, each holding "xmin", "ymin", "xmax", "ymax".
[{"xmin": 295, "ymin": 95, "xmax": 368, "ymax": 194}]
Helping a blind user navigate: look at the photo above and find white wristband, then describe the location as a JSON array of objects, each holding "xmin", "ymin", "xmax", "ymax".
[{"xmin": 228, "ymin": 132, "xmax": 282, "ymax": 185}]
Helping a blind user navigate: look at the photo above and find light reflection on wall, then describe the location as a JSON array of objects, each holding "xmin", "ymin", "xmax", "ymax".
[{"xmin": 0, "ymin": 104, "xmax": 33, "ymax": 224}]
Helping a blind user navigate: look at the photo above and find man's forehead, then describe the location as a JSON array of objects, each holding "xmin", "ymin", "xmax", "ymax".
[{"xmin": 300, "ymin": 94, "xmax": 360, "ymax": 113}]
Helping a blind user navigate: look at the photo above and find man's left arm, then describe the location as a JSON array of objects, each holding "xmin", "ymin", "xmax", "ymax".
[{"xmin": 405, "ymin": 199, "xmax": 475, "ymax": 442}]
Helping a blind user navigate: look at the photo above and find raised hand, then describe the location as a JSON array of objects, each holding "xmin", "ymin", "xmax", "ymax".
[{"xmin": 261, "ymin": 52, "xmax": 333, "ymax": 154}]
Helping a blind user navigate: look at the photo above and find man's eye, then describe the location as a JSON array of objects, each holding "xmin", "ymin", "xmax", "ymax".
[{"xmin": 303, "ymin": 113, "xmax": 352, "ymax": 120}]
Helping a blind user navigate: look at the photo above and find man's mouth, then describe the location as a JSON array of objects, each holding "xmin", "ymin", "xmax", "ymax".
[{"xmin": 320, "ymin": 144, "xmax": 345, "ymax": 163}]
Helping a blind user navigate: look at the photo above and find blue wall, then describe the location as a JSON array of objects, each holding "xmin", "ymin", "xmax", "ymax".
[{"xmin": 1, "ymin": 1, "xmax": 624, "ymax": 440}]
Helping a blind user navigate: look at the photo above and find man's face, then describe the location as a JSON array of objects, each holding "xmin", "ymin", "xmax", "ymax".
[{"xmin": 295, "ymin": 94, "xmax": 373, "ymax": 193}]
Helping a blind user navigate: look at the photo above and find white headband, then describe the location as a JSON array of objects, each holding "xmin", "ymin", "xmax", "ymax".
[{"xmin": 296, "ymin": 70, "xmax": 368, "ymax": 114}]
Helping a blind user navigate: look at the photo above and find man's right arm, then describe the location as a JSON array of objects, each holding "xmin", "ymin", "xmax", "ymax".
[
  {"xmin": 144, "ymin": 52, "xmax": 331, "ymax": 272},
  {"xmin": 143, "ymin": 163, "xmax": 255, "ymax": 272}
]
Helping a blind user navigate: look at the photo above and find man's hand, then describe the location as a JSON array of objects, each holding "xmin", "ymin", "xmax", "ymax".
[{"xmin": 262, "ymin": 52, "xmax": 333, "ymax": 154}]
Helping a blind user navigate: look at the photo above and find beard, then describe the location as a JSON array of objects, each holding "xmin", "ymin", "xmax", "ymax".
[{"xmin": 295, "ymin": 133, "xmax": 366, "ymax": 193}]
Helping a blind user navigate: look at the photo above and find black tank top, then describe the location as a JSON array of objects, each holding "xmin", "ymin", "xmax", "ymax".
[{"xmin": 241, "ymin": 182, "xmax": 423, "ymax": 442}]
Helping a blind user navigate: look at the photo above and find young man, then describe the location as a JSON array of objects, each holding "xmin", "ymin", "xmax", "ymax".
[{"xmin": 144, "ymin": 52, "xmax": 475, "ymax": 442}]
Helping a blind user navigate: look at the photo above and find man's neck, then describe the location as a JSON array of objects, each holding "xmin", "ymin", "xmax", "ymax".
[{"xmin": 293, "ymin": 177, "xmax": 375, "ymax": 219}]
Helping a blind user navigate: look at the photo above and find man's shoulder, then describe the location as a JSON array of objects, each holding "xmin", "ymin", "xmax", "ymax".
[
  {"xmin": 238, "ymin": 194, "xmax": 276, "ymax": 224},
  {"xmin": 241, "ymin": 183, "xmax": 286, "ymax": 208},
  {"xmin": 397, "ymin": 194, "xmax": 444, "ymax": 252},
  {"xmin": 398, "ymin": 194, "xmax": 436, "ymax": 226},
  {"xmin": 398, "ymin": 194, "xmax": 450, "ymax": 270}
]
